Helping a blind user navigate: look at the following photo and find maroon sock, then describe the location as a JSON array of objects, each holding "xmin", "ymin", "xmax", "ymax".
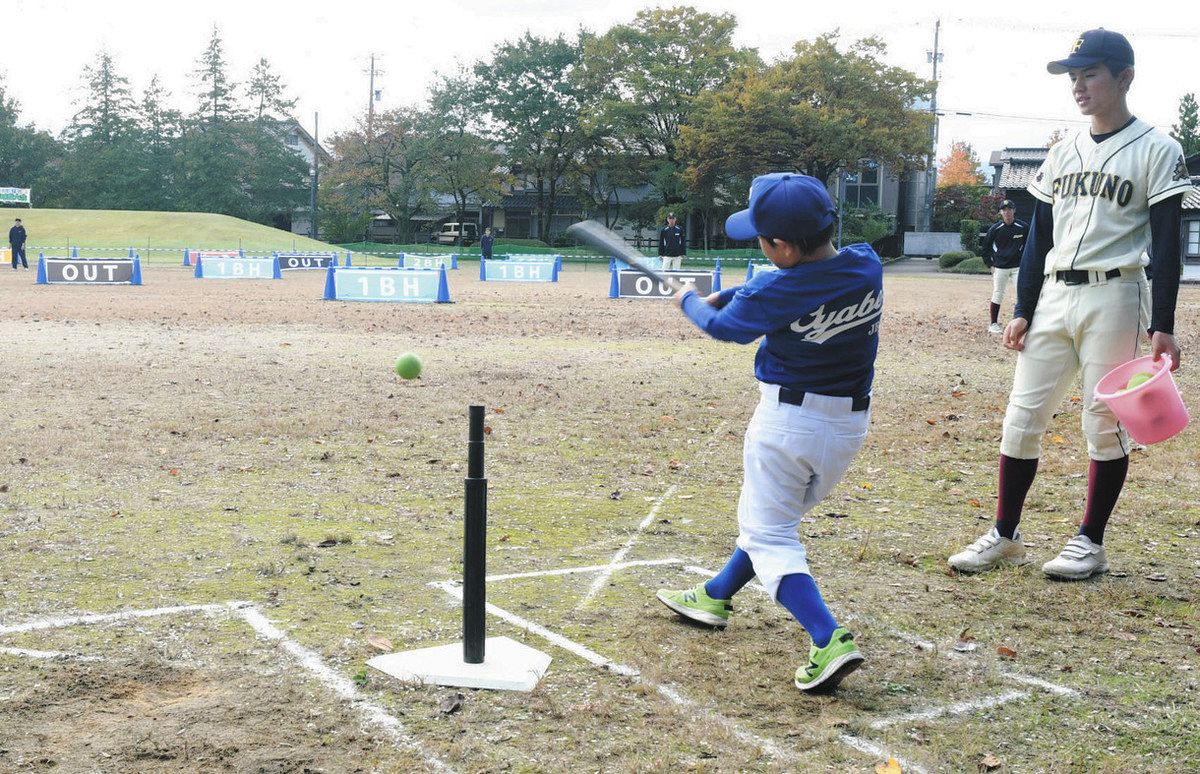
[
  {"xmin": 990, "ymin": 302, "xmax": 1000, "ymax": 324},
  {"xmin": 996, "ymin": 455, "xmax": 1038, "ymax": 539},
  {"xmin": 1078, "ymin": 457, "xmax": 1129, "ymax": 545}
]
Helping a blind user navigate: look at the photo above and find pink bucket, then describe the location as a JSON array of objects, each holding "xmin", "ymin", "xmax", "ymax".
[{"xmin": 1094, "ymin": 355, "xmax": 1189, "ymax": 445}]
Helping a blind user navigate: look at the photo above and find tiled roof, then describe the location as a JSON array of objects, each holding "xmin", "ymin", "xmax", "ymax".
[
  {"xmin": 1184, "ymin": 183, "xmax": 1200, "ymax": 210},
  {"xmin": 999, "ymin": 147, "xmax": 1051, "ymax": 162},
  {"xmin": 501, "ymin": 193, "xmax": 583, "ymax": 211},
  {"xmin": 997, "ymin": 161, "xmax": 1043, "ymax": 189}
]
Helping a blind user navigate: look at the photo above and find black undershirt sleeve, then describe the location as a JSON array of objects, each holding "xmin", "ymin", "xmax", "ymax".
[
  {"xmin": 1013, "ymin": 199, "xmax": 1053, "ymax": 322},
  {"xmin": 1148, "ymin": 194, "xmax": 1184, "ymax": 336}
]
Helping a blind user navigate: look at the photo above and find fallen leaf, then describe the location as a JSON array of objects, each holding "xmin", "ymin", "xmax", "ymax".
[
  {"xmin": 1070, "ymin": 395, "xmax": 1082, "ymax": 403},
  {"xmin": 951, "ymin": 390, "xmax": 965, "ymax": 398},
  {"xmin": 668, "ymin": 460, "xmax": 682, "ymax": 470},
  {"xmin": 1145, "ymin": 573, "xmax": 1168, "ymax": 582},
  {"xmin": 493, "ymin": 407, "xmax": 505, "ymax": 414},
  {"xmin": 366, "ymin": 634, "xmax": 393, "ymax": 652},
  {"xmin": 968, "ymin": 498, "xmax": 981, "ymax": 508},
  {"xmin": 483, "ymin": 426, "xmax": 493, "ymax": 435},
  {"xmin": 860, "ymin": 482, "xmax": 874, "ymax": 490},
  {"xmin": 979, "ymin": 753, "xmax": 1003, "ymax": 771},
  {"xmin": 876, "ymin": 507, "xmax": 892, "ymax": 513},
  {"xmin": 169, "ymin": 468, "xmax": 179, "ymax": 476},
  {"xmin": 608, "ymin": 490, "xmax": 622, "ymax": 500},
  {"xmin": 438, "ymin": 692, "xmax": 464, "ymax": 715},
  {"xmin": 1051, "ymin": 434, "xmax": 1065, "ymax": 444},
  {"xmin": 826, "ymin": 512, "xmax": 850, "ymax": 519},
  {"xmin": 659, "ymin": 414, "xmax": 674, "ymax": 423},
  {"xmin": 317, "ymin": 539, "xmax": 338, "ymax": 548},
  {"xmin": 875, "ymin": 757, "xmax": 903, "ymax": 774},
  {"xmin": 926, "ymin": 419, "xmax": 938, "ymax": 425},
  {"xmin": 498, "ymin": 534, "xmax": 510, "ymax": 542},
  {"xmin": 1114, "ymin": 631, "xmax": 1137, "ymax": 642},
  {"xmin": 996, "ymin": 645, "xmax": 1017, "ymax": 659},
  {"xmin": 954, "ymin": 640, "xmax": 978, "ymax": 653}
]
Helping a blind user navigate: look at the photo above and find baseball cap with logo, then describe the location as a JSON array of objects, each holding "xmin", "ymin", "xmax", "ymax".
[
  {"xmin": 1047, "ymin": 29, "xmax": 1134, "ymax": 74},
  {"xmin": 1000, "ymin": 199, "xmax": 1016, "ymax": 209},
  {"xmin": 725, "ymin": 172, "xmax": 837, "ymax": 243}
]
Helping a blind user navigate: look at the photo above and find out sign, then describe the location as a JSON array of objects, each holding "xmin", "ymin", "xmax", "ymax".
[
  {"xmin": 38, "ymin": 257, "xmax": 142, "ymax": 285},
  {"xmin": 615, "ymin": 270, "xmax": 714, "ymax": 299}
]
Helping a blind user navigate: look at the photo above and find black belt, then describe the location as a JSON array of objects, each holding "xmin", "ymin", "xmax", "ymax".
[
  {"xmin": 1054, "ymin": 268, "xmax": 1120, "ymax": 285},
  {"xmin": 778, "ymin": 387, "xmax": 870, "ymax": 412}
]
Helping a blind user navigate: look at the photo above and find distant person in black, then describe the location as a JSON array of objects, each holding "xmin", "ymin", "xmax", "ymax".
[
  {"xmin": 480, "ymin": 226, "xmax": 494, "ymax": 260},
  {"xmin": 981, "ymin": 200, "xmax": 1028, "ymax": 333},
  {"xmin": 9, "ymin": 218, "xmax": 27, "ymax": 270},
  {"xmin": 658, "ymin": 212, "xmax": 685, "ymax": 271}
]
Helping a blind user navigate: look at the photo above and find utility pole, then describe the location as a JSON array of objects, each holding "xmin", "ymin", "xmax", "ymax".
[
  {"xmin": 923, "ymin": 19, "xmax": 943, "ymax": 232},
  {"xmin": 366, "ymin": 54, "xmax": 379, "ymax": 140},
  {"xmin": 310, "ymin": 112, "xmax": 319, "ymax": 240}
]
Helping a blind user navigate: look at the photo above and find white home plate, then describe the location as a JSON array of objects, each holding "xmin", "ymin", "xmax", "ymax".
[{"xmin": 367, "ymin": 636, "xmax": 551, "ymax": 692}]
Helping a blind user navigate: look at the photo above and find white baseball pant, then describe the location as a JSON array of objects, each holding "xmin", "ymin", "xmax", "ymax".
[
  {"xmin": 1001, "ymin": 270, "xmax": 1149, "ymax": 461},
  {"xmin": 662, "ymin": 255, "xmax": 683, "ymax": 271},
  {"xmin": 991, "ymin": 266, "xmax": 1020, "ymax": 305},
  {"xmin": 735, "ymin": 383, "xmax": 870, "ymax": 600}
]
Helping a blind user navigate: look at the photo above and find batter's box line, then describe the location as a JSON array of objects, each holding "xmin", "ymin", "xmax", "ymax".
[{"xmin": 0, "ymin": 600, "xmax": 455, "ymax": 774}]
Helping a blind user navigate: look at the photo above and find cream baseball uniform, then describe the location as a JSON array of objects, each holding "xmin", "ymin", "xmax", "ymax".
[{"xmin": 1001, "ymin": 119, "xmax": 1191, "ymax": 460}]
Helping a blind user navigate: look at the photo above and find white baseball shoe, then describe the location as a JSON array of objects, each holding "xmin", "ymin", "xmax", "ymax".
[
  {"xmin": 988, "ymin": 323, "xmax": 1003, "ymax": 334},
  {"xmin": 1042, "ymin": 535, "xmax": 1109, "ymax": 580},
  {"xmin": 948, "ymin": 527, "xmax": 1028, "ymax": 573}
]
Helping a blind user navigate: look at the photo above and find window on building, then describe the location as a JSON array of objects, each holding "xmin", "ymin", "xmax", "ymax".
[
  {"xmin": 286, "ymin": 133, "xmax": 300, "ymax": 147},
  {"xmin": 1187, "ymin": 220, "xmax": 1199, "ymax": 258},
  {"xmin": 843, "ymin": 163, "xmax": 880, "ymax": 207}
]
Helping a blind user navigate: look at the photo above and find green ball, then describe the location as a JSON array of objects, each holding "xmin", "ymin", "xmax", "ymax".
[
  {"xmin": 394, "ymin": 352, "xmax": 422, "ymax": 380},
  {"xmin": 1125, "ymin": 371, "xmax": 1152, "ymax": 390}
]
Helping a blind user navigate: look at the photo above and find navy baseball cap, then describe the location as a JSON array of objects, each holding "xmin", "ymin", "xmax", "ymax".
[
  {"xmin": 1047, "ymin": 29, "xmax": 1133, "ymax": 74},
  {"xmin": 725, "ymin": 172, "xmax": 837, "ymax": 243},
  {"xmin": 1000, "ymin": 199, "xmax": 1015, "ymax": 209}
]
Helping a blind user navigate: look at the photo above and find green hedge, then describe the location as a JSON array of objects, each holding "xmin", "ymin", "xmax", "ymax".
[
  {"xmin": 938, "ymin": 251, "xmax": 974, "ymax": 269},
  {"xmin": 945, "ymin": 256, "xmax": 990, "ymax": 274}
]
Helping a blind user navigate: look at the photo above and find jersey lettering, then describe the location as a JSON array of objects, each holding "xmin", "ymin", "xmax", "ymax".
[
  {"xmin": 1051, "ymin": 171, "xmax": 1133, "ymax": 207},
  {"xmin": 789, "ymin": 289, "xmax": 883, "ymax": 344}
]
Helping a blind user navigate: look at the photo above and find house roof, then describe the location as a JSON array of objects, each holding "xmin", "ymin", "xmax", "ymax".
[
  {"xmin": 501, "ymin": 193, "xmax": 583, "ymax": 212},
  {"xmin": 990, "ymin": 147, "xmax": 1048, "ymax": 190},
  {"xmin": 280, "ymin": 119, "xmax": 333, "ymax": 164},
  {"xmin": 1184, "ymin": 181, "xmax": 1200, "ymax": 211}
]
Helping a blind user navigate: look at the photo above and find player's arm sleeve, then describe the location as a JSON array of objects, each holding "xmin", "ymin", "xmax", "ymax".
[
  {"xmin": 1013, "ymin": 200, "xmax": 1052, "ymax": 321},
  {"xmin": 679, "ymin": 286, "xmax": 772, "ymax": 344},
  {"xmin": 711, "ymin": 286, "xmax": 739, "ymax": 309},
  {"xmin": 981, "ymin": 225, "xmax": 996, "ymax": 267},
  {"xmin": 657, "ymin": 229, "xmax": 665, "ymax": 256},
  {"xmin": 1146, "ymin": 141, "xmax": 1193, "ymax": 206},
  {"xmin": 1147, "ymin": 193, "xmax": 1184, "ymax": 335}
]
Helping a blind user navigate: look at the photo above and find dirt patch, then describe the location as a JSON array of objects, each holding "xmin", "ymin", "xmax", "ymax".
[{"xmin": 0, "ymin": 658, "xmax": 387, "ymax": 773}]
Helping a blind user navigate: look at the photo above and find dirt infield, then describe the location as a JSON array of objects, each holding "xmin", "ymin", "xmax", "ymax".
[{"xmin": 1, "ymin": 261, "xmax": 1197, "ymax": 772}]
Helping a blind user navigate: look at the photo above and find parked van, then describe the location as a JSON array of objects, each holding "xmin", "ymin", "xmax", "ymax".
[{"xmin": 435, "ymin": 222, "xmax": 478, "ymax": 246}]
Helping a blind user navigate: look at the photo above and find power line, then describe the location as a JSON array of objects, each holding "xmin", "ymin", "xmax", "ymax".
[{"xmin": 936, "ymin": 108, "xmax": 1089, "ymax": 125}]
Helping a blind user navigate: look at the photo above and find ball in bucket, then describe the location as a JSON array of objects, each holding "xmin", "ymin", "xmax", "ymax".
[{"xmin": 394, "ymin": 352, "xmax": 422, "ymax": 380}]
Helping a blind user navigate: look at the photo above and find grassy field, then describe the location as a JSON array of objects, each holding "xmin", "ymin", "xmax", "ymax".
[
  {"xmin": 10, "ymin": 208, "xmax": 339, "ymax": 260},
  {"xmin": 0, "ymin": 260, "xmax": 1197, "ymax": 772}
]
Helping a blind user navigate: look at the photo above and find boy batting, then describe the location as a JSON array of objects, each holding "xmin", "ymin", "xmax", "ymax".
[
  {"xmin": 949, "ymin": 29, "xmax": 1191, "ymax": 579},
  {"xmin": 656, "ymin": 173, "xmax": 882, "ymax": 692}
]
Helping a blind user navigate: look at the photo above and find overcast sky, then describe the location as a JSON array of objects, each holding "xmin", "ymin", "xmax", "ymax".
[{"xmin": 6, "ymin": 0, "xmax": 1198, "ymax": 169}]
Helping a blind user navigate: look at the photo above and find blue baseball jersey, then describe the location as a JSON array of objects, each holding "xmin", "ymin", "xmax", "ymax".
[{"xmin": 680, "ymin": 243, "xmax": 882, "ymax": 397}]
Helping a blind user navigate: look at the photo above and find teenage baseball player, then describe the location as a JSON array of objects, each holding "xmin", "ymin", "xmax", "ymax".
[
  {"xmin": 658, "ymin": 213, "xmax": 686, "ymax": 271},
  {"xmin": 981, "ymin": 200, "xmax": 1028, "ymax": 333},
  {"xmin": 949, "ymin": 29, "xmax": 1190, "ymax": 580},
  {"xmin": 656, "ymin": 172, "xmax": 882, "ymax": 692}
]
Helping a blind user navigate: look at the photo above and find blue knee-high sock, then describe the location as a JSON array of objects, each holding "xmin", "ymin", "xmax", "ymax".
[
  {"xmin": 776, "ymin": 573, "xmax": 838, "ymax": 648},
  {"xmin": 703, "ymin": 548, "xmax": 756, "ymax": 600}
]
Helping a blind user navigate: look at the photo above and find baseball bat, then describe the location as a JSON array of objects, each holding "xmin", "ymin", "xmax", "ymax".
[{"xmin": 566, "ymin": 220, "xmax": 683, "ymax": 292}]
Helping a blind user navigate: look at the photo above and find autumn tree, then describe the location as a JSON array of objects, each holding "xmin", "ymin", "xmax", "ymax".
[
  {"xmin": 473, "ymin": 31, "xmax": 591, "ymax": 243},
  {"xmin": 582, "ymin": 7, "xmax": 748, "ymax": 213},
  {"xmin": 1172, "ymin": 93, "xmax": 1199, "ymax": 156},
  {"xmin": 681, "ymin": 33, "xmax": 932, "ymax": 214},
  {"xmin": 937, "ymin": 141, "xmax": 985, "ymax": 187}
]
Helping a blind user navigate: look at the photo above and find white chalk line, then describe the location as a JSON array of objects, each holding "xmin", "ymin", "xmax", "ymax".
[
  {"xmin": 0, "ymin": 602, "xmax": 236, "ymax": 636},
  {"xmin": 433, "ymin": 582, "xmax": 791, "ymax": 763},
  {"xmin": 577, "ymin": 484, "xmax": 677, "ymax": 610},
  {"xmin": 576, "ymin": 417, "xmax": 734, "ymax": 611},
  {"xmin": 0, "ymin": 646, "xmax": 104, "ymax": 662},
  {"xmin": 869, "ymin": 689, "xmax": 1030, "ymax": 730},
  {"xmin": 484, "ymin": 558, "xmax": 682, "ymax": 583},
  {"xmin": 0, "ymin": 600, "xmax": 453, "ymax": 774},
  {"xmin": 236, "ymin": 604, "xmax": 455, "ymax": 774},
  {"xmin": 838, "ymin": 735, "xmax": 930, "ymax": 774}
]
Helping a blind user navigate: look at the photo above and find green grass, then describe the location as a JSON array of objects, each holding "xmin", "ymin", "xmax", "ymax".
[{"xmin": 14, "ymin": 208, "xmax": 342, "ymax": 261}]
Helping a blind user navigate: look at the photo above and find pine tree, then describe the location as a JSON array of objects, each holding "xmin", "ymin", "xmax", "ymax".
[
  {"xmin": 67, "ymin": 50, "xmax": 135, "ymax": 144},
  {"xmin": 194, "ymin": 26, "xmax": 240, "ymax": 124},
  {"xmin": 246, "ymin": 58, "xmax": 297, "ymax": 121},
  {"xmin": 1171, "ymin": 93, "xmax": 1199, "ymax": 157}
]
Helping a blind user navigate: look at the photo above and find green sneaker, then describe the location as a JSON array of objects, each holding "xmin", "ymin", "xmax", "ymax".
[
  {"xmin": 655, "ymin": 585, "xmax": 732, "ymax": 628},
  {"xmin": 794, "ymin": 627, "xmax": 864, "ymax": 692}
]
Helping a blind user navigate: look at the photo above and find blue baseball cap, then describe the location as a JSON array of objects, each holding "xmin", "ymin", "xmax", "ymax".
[
  {"xmin": 1047, "ymin": 29, "xmax": 1134, "ymax": 74},
  {"xmin": 725, "ymin": 172, "xmax": 837, "ymax": 243}
]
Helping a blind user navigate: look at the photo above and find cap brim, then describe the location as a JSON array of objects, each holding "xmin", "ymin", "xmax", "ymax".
[
  {"xmin": 725, "ymin": 209, "xmax": 756, "ymax": 241},
  {"xmin": 1047, "ymin": 55, "xmax": 1106, "ymax": 74}
]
